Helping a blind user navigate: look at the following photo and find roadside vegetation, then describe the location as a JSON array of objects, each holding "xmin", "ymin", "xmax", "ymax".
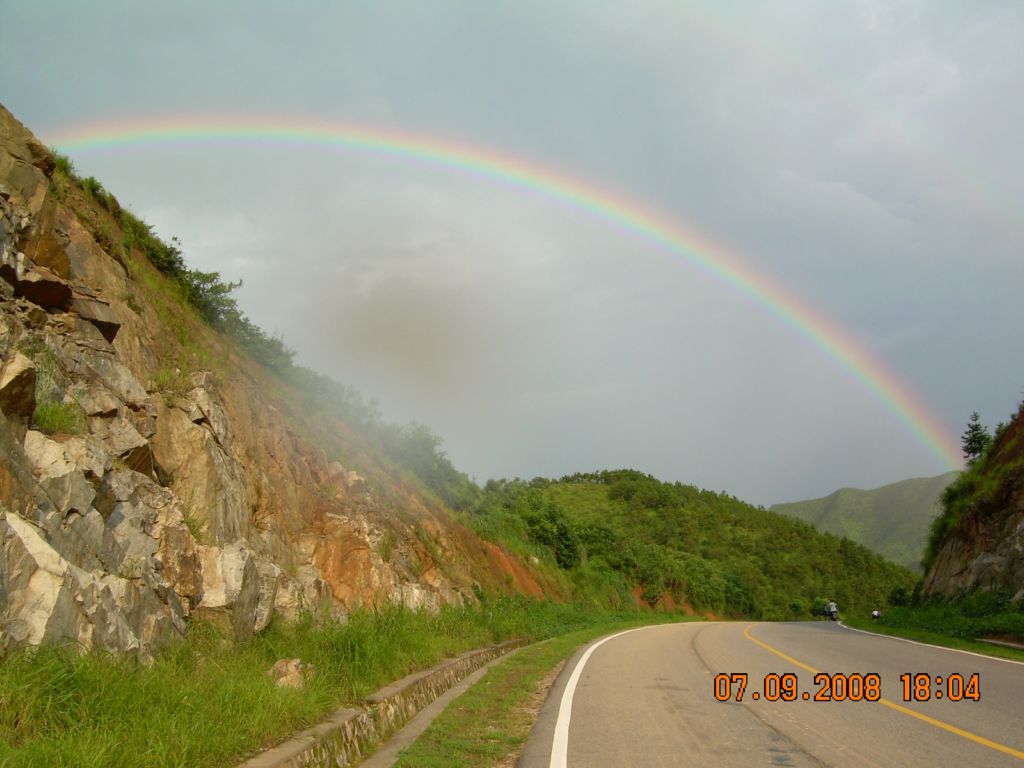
[
  {"xmin": 850, "ymin": 592, "xmax": 1024, "ymax": 661},
  {"xmin": 0, "ymin": 598, "xmax": 652, "ymax": 768}
]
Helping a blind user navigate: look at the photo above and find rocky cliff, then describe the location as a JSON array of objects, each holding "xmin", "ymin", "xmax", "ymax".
[
  {"xmin": 0, "ymin": 105, "xmax": 546, "ymax": 656},
  {"xmin": 923, "ymin": 408, "xmax": 1024, "ymax": 600}
]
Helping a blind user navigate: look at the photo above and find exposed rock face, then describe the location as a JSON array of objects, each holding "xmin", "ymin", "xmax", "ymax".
[
  {"xmin": 923, "ymin": 410, "xmax": 1024, "ymax": 600},
  {"xmin": 0, "ymin": 350, "xmax": 35, "ymax": 418},
  {"xmin": 0, "ymin": 103, "xmax": 536, "ymax": 656}
]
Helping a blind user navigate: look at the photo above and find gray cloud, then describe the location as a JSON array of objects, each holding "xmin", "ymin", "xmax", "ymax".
[{"xmin": 3, "ymin": 0, "xmax": 1023, "ymax": 504}]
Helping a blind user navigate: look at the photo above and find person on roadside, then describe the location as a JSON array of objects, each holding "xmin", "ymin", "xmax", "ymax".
[{"xmin": 827, "ymin": 600, "xmax": 838, "ymax": 621}]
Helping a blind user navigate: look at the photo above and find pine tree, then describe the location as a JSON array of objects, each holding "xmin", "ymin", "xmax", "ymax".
[{"xmin": 961, "ymin": 411, "xmax": 992, "ymax": 464}]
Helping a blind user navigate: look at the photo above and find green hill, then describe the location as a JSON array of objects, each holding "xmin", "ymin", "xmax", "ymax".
[
  {"xmin": 771, "ymin": 472, "xmax": 958, "ymax": 571},
  {"xmin": 468, "ymin": 470, "xmax": 916, "ymax": 621}
]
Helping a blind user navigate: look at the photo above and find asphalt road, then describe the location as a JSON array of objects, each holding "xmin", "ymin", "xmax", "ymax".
[{"xmin": 518, "ymin": 621, "xmax": 1024, "ymax": 767}]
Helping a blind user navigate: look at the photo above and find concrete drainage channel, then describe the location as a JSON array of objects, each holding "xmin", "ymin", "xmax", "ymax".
[{"xmin": 238, "ymin": 639, "xmax": 526, "ymax": 767}]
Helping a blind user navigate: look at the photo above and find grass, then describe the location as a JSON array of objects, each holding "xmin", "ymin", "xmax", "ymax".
[
  {"xmin": 31, "ymin": 399, "xmax": 87, "ymax": 435},
  {"xmin": 393, "ymin": 615, "xmax": 686, "ymax": 767},
  {"xmin": 16, "ymin": 338, "xmax": 87, "ymax": 435},
  {"xmin": 0, "ymin": 598, "xmax": 655, "ymax": 768}
]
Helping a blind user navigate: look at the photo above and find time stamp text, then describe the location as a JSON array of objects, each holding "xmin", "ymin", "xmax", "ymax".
[{"xmin": 714, "ymin": 672, "xmax": 981, "ymax": 703}]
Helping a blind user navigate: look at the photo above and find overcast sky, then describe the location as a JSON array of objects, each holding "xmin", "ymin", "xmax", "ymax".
[{"xmin": 3, "ymin": 1, "xmax": 1022, "ymax": 505}]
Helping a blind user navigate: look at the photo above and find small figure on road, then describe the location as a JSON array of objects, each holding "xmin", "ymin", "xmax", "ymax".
[
  {"xmin": 871, "ymin": 609, "xmax": 881, "ymax": 621},
  {"xmin": 827, "ymin": 600, "xmax": 838, "ymax": 621}
]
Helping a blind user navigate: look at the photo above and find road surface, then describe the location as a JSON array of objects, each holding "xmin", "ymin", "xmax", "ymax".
[{"xmin": 518, "ymin": 621, "xmax": 1024, "ymax": 767}]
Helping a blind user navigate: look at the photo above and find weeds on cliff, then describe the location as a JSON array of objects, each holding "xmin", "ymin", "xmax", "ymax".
[
  {"xmin": 378, "ymin": 530, "xmax": 397, "ymax": 562},
  {"xmin": 31, "ymin": 399, "xmax": 87, "ymax": 435},
  {"xmin": 15, "ymin": 340, "xmax": 86, "ymax": 435},
  {"xmin": 80, "ymin": 176, "xmax": 105, "ymax": 204},
  {"xmin": 50, "ymin": 150, "xmax": 75, "ymax": 176},
  {"xmin": 120, "ymin": 291, "xmax": 142, "ymax": 314},
  {"xmin": 180, "ymin": 493, "xmax": 208, "ymax": 543}
]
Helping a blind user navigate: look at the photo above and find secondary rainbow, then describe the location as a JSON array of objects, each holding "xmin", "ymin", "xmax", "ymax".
[{"xmin": 45, "ymin": 114, "xmax": 962, "ymax": 468}]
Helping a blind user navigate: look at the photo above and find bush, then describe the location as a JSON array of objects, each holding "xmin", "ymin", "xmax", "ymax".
[
  {"xmin": 50, "ymin": 150, "xmax": 75, "ymax": 176},
  {"xmin": 80, "ymin": 175, "xmax": 105, "ymax": 202}
]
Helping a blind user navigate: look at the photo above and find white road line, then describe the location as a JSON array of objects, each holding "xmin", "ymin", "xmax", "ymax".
[
  {"xmin": 839, "ymin": 622, "xmax": 1024, "ymax": 666},
  {"xmin": 549, "ymin": 625, "xmax": 662, "ymax": 768}
]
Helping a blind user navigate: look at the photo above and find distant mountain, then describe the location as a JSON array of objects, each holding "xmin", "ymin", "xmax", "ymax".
[{"xmin": 771, "ymin": 472, "xmax": 959, "ymax": 571}]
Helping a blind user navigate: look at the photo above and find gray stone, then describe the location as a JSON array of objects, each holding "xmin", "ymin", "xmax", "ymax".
[
  {"xmin": 254, "ymin": 558, "xmax": 282, "ymax": 633},
  {"xmin": 67, "ymin": 381, "xmax": 120, "ymax": 417},
  {"xmin": 0, "ymin": 350, "xmax": 35, "ymax": 418},
  {"xmin": 23, "ymin": 429, "xmax": 75, "ymax": 479},
  {"xmin": 21, "ymin": 431, "xmax": 100, "ymax": 520},
  {"xmin": 16, "ymin": 265, "xmax": 71, "ymax": 309},
  {"xmin": 39, "ymin": 470, "xmax": 95, "ymax": 516},
  {"xmin": 268, "ymin": 658, "xmax": 314, "ymax": 689},
  {"xmin": 71, "ymin": 295, "xmax": 120, "ymax": 343},
  {"xmin": 151, "ymin": 402, "xmax": 248, "ymax": 543},
  {"xmin": 95, "ymin": 469, "xmax": 203, "ymax": 609},
  {"xmin": 183, "ymin": 385, "xmax": 232, "ymax": 447},
  {"xmin": 194, "ymin": 540, "xmax": 277, "ymax": 640},
  {"xmin": 61, "ymin": 434, "xmax": 113, "ymax": 480},
  {"xmin": 0, "ymin": 510, "xmax": 138, "ymax": 652},
  {"xmin": 78, "ymin": 349, "xmax": 149, "ymax": 409},
  {"xmin": 232, "ymin": 553, "xmax": 260, "ymax": 641}
]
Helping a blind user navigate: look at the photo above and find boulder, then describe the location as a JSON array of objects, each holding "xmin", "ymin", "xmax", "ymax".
[{"xmin": 267, "ymin": 658, "xmax": 315, "ymax": 689}]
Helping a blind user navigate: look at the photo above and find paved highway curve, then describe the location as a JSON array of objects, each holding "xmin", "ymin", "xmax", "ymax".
[{"xmin": 518, "ymin": 621, "xmax": 1024, "ymax": 767}]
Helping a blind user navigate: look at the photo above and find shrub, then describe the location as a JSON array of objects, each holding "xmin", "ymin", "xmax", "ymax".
[
  {"xmin": 51, "ymin": 150, "xmax": 76, "ymax": 176},
  {"xmin": 80, "ymin": 175, "xmax": 105, "ymax": 201}
]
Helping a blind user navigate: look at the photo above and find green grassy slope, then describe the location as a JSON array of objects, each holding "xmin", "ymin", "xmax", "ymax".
[
  {"xmin": 771, "ymin": 472, "xmax": 958, "ymax": 571},
  {"xmin": 468, "ymin": 471, "xmax": 916, "ymax": 621}
]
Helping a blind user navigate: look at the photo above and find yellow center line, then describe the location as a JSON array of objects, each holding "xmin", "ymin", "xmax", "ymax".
[{"xmin": 742, "ymin": 624, "xmax": 1024, "ymax": 762}]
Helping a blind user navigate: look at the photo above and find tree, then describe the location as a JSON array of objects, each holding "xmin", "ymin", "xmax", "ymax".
[{"xmin": 960, "ymin": 411, "xmax": 992, "ymax": 464}]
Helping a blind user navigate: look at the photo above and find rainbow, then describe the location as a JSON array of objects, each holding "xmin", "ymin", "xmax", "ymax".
[{"xmin": 44, "ymin": 114, "xmax": 962, "ymax": 468}]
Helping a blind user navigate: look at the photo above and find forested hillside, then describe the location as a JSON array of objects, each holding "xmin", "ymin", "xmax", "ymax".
[
  {"xmin": 468, "ymin": 471, "xmax": 916, "ymax": 621},
  {"xmin": 771, "ymin": 472, "xmax": 958, "ymax": 571}
]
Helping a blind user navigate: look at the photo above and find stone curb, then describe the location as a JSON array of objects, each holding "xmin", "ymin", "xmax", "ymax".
[{"xmin": 238, "ymin": 638, "xmax": 525, "ymax": 768}]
